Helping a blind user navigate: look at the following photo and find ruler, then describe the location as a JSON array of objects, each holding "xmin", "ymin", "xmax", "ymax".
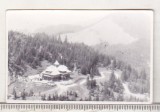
[{"xmin": 0, "ymin": 104, "xmax": 160, "ymax": 112}]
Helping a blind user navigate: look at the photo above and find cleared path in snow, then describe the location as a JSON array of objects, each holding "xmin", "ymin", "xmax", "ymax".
[
  {"xmin": 114, "ymin": 70, "xmax": 149, "ymax": 101},
  {"xmin": 122, "ymin": 83, "xmax": 149, "ymax": 101}
]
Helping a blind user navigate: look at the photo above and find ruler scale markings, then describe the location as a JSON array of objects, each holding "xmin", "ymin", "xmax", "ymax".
[
  {"xmin": 46, "ymin": 105, "xmax": 47, "ymax": 109},
  {"xmin": 74, "ymin": 104, "xmax": 76, "ymax": 109},
  {"xmin": 43, "ymin": 104, "xmax": 45, "ymax": 110},
  {"xmin": 76, "ymin": 105, "xmax": 79, "ymax": 110},
  {"xmin": 85, "ymin": 104, "xmax": 87, "ymax": 110},
  {"xmin": 40, "ymin": 105, "xmax": 43, "ymax": 110},
  {"xmin": 44, "ymin": 104, "xmax": 46, "ymax": 110},
  {"xmin": 45, "ymin": 104, "xmax": 47, "ymax": 110},
  {"xmin": 35, "ymin": 104, "xmax": 37, "ymax": 110},
  {"xmin": 44, "ymin": 104, "xmax": 47, "ymax": 109},
  {"xmin": 27, "ymin": 104, "xmax": 29, "ymax": 110},
  {"xmin": 122, "ymin": 105, "xmax": 124, "ymax": 110},
  {"xmin": 2, "ymin": 105, "xmax": 4, "ymax": 110},
  {"xmin": 63, "ymin": 104, "xmax": 65, "ymax": 110},
  {"xmin": 53, "ymin": 104, "xmax": 55, "ymax": 110},
  {"xmin": 42, "ymin": 104, "xmax": 44, "ymax": 110},
  {"xmin": 101, "ymin": 104, "xmax": 103, "ymax": 110},
  {"xmin": 149, "ymin": 105, "xmax": 152, "ymax": 111},
  {"xmin": 99, "ymin": 104, "xmax": 101, "ymax": 110},
  {"xmin": 152, "ymin": 105, "xmax": 154, "ymax": 110},
  {"xmin": 139, "ymin": 105, "xmax": 141, "ymax": 111},
  {"xmin": 59, "ymin": 104, "xmax": 61, "ymax": 110},
  {"xmin": 30, "ymin": 104, "xmax": 32, "ymax": 110},
  {"xmin": 154, "ymin": 105, "xmax": 156, "ymax": 110},
  {"xmin": 94, "ymin": 104, "xmax": 96, "ymax": 110},
  {"xmin": 31, "ymin": 104, "xmax": 33, "ymax": 110},
  {"xmin": 34, "ymin": 105, "xmax": 36, "ymax": 111},
  {"xmin": 119, "ymin": 105, "xmax": 121, "ymax": 110},
  {"xmin": 118, "ymin": 105, "xmax": 120, "ymax": 110},
  {"xmin": 8, "ymin": 104, "xmax": 10, "ymax": 110},
  {"xmin": 65, "ymin": 104, "xmax": 67, "ymax": 110},
  {"xmin": 157, "ymin": 105, "xmax": 159, "ymax": 110},
  {"xmin": 1, "ymin": 104, "xmax": 160, "ymax": 111},
  {"xmin": 114, "ymin": 105, "xmax": 116, "ymax": 111},
  {"xmin": 155, "ymin": 105, "xmax": 157, "ymax": 110},
  {"xmin": 23, "ymin": 105, "xmax": 26, "ymax": 110},
  {"xmin": 147, "ymin": 105, "xmax": 149, "ymax": 111},
  {"xmin": 116, "ymin": 105, "xmax": 121, "ymax": 111},
  {"xmin": 123, "ymin": 105, "xmax": 125, "ymax": 110},
  {"xmin": 50, "ymin": 104, "xmax": 52, "ymax": 110},
  {"xmin": 47, "ymin": 105, "xmax": 51, "ymax": 109},
  {"xmin": 154, "ymin": 105, "xmax": 157, "ymax": 110}
]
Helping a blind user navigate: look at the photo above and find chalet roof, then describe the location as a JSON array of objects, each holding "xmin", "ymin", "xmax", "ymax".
[
  {"xmin": 43, "ymin": 65, "xmax": 60, "ymax": 76},
  {"xmin": 54, "ymin": 60, "xmax": 60, "ymax": 66},
  {"xmin": 58, "ymin": 65, "xmax": 71, "ymax": 73}
]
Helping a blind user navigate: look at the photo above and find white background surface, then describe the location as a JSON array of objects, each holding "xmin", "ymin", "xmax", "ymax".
[{"xmin": 0, "ymin": 0, "xmax": 160, "ymax": 103}]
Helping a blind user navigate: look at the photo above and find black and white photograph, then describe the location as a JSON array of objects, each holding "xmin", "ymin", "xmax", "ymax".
[{"xmin": 7, "ymin": 10, "xmax": 153, "ymax": 102}]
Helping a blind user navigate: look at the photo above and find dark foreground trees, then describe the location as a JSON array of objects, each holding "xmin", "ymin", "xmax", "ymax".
[{"xmin": 103, "ymin": 71, "xmax": 124, "ymax": 101}]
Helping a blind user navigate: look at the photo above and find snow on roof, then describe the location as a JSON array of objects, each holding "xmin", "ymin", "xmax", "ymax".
[
  {"xmin": 58, "ymin": 65, "xmax": 71, "ymax": 73},
  {"xmin": 43, "ymin": 65, "xmax": 60, "ymax": 76},
  {"xmin": 54, "ymin": 60, "xmax": 60, "ymax": 66}
]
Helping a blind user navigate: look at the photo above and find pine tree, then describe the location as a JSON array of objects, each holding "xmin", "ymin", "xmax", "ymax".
[
  {"xmin": 47, "ymin": 94, "xmax": 51, "ymax": 101},
  {"xmin": 21, "ymin": 89, "xmax": 26, "ymax": 100},
  {"xmin": 12, "ymin": 88, "xmax": 17, "ymax": 100},
  {"xmin": 96, "ymin": 94, "xmax": 99, "ymax": 101}
]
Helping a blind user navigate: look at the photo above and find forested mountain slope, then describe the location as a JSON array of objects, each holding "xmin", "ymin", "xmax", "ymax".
[
  {"xmin": 8, "ymin": 31, "xmax": 110, "ymax": 76},
  {"xmin": 94, "ymin": 38, "xmax": 150, "ymax": 71},
  {"xmin": 8, "ymin": 31, "xmax": 150, "ymax": 95}
]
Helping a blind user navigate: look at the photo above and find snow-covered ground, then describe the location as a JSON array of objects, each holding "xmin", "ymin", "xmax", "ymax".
[
  {"xmin": 114, "ymin": 70, "xmax": 149, "ymax": 101},
  {"xmin": 9, "ymin": 67, "xmax": 149, "ymax": 101},
  {"xmin": 29, "ymin": 68, "xmax": 149, "ymax": 101},
  {"xmin": 123, "ymin": 83, "xmax": 149, "ymax": 101}
]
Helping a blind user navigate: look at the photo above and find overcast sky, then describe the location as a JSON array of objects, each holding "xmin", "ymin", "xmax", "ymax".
[
  {"xmin": 7, "ymin": 10, "xmax": 153, "ymax": 45},
  {"xmin": 7, "ymin": 10, "xmax": 112, "ymax": 32}
]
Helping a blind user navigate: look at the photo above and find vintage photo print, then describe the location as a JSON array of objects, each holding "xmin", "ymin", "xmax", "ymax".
[{"xmin": 7, "ymin": 10, "xmax": 153, "ymax": 103}]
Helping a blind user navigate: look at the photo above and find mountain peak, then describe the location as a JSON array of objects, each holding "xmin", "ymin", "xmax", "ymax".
[{"xmin": 61, "ymin": 18, "xmax": 137, "ymax": 46}]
